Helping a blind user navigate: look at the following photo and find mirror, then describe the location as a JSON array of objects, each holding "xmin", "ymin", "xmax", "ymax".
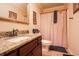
[{"xmin": 0, "ymin": 3, "xmax": 29, "ymax": 24}]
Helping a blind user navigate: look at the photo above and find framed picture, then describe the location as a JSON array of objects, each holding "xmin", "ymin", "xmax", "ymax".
[
  {"xmin": 73, "ymin": 3, "xmax": 79, "ymax": 14},
  {"xmin": 33, "ymin": 11, "xmax": 37, "ymax": 25},
  {"xmin": 9, "ymin": 11, "xmax": 17, "ymax": 19}
]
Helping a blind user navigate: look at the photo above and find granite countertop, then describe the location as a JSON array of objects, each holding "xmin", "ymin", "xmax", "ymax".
[{"xmin": 0, "ymin": 33, "xmax": 41, "ymax": 56}]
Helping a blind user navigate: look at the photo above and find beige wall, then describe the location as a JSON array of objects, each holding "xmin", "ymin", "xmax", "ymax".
[
  {"xmin": 67, "ymin": 4, "xmax": 79, "ymax": 55},
  {"xmin": 28, "ymin": 3, "xmax": 41, "ymax": 33}
]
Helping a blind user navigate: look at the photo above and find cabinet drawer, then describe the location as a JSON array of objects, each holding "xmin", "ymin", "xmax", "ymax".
[{"xmin": 19, "ymin": 39, "xmax": 37, "ymax": 56}]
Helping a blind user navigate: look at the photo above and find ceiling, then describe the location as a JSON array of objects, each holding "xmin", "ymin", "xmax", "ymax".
[{"xmin": 37, "ymin": 3, "xmax": 65, "ymax": 9}]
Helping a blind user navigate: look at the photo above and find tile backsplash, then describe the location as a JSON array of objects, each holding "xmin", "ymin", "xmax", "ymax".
[{"xmin": 0, "ymin": 30, "xmax": 29, "ymax": 38}]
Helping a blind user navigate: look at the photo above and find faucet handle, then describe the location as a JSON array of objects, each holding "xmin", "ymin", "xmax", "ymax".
[{"xmin": 5, "ymin": 32, "xmax": 13, "ymax": 37}]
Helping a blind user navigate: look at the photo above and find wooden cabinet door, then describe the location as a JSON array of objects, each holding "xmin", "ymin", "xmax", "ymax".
[
  {"xmin": 37, "ymin": 36, "xmax": 42, "ymax": 45},
  {"xmin": 32, "ymin": 45, "xmax": 42, "ymax": 56},
  {"xmin": 19, "ymin": 39, "xmax": 37, "ymax": 56},
  {"xmin": 4, "ymin": 49, "xmax": 18, "ymax": 56}
]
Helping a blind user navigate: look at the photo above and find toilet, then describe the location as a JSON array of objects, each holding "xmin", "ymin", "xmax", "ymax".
[{"xmin": 42, "ymin": 39, "xmax": 51, "ymax": 51}]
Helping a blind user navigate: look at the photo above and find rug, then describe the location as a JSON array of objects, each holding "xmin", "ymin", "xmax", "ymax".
[{"xmin": 49, "ymin": 45, "xmax": 67, "ymax": 53}]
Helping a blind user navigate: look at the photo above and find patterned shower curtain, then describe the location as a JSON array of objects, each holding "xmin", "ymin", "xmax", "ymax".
[
  {"xmin": 53, "ymin": 10, "xmax": 67, "ymax": 48},
  {"xmin": 40, "ymin": 10, "xmax": 67, "ymax": 48}
]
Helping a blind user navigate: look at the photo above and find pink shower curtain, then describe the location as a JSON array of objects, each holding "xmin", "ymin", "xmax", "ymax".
[
  {"xmin": 54, "ymin": 10, "xmax": 67, "ymax": 48},
  {"xmin": 40, "ymin": 13, "xmax": 53, "ymax": 41},
  {"xmin": 61, "ymin": 10, "xmax": 67, "ymax": 48},
  {"xmin": 40, "ymin": 10, "xmax": 67, "ymax": 48}
]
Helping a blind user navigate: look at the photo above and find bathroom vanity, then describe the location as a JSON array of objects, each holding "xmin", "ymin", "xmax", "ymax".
[{"xmin": 0, "ymin": 34, "xmax": 42, "ymax": 56}]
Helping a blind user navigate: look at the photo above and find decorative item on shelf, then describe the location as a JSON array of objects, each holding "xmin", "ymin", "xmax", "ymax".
[
  {"xmin": 73, "ymin": 3, "xmax": 79, "ymax": 14},
  {"xmin": 9, "ymin": 11, "xmax": 17, "ymax": 19},
  {"xmin": 33, "ymin": 11, "xmax": 37, "ymax": 25},
  {"xmin": 26, "ymin": 30, "xmax": 29, "ymax": 34},
  {"xmin": 32, "ymin": 28, "xmax": 40, "ymax": 33}
]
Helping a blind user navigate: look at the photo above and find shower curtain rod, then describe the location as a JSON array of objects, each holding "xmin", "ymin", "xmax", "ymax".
[{"xmin": 40, "ymin": 9, "xmax": 67, "ymax": 14}]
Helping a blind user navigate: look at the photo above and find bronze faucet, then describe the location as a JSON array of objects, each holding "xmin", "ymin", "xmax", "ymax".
[
  {"xmin": 5, "ymin": 29, "xmax": 19, "ymax": 37},
  {"xmin": 12, "ymin": 29, "xmax": 19, "ymax": 36}
]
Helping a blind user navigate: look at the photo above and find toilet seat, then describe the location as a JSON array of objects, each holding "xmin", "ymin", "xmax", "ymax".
[{"xmin": 42, "ymin": 39, "xmax": 51, "ymax": 45}]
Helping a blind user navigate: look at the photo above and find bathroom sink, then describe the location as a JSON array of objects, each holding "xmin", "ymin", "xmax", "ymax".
[{"xmin": 7, "ymin": 36, "xmax": 31, "ymax": 43}]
